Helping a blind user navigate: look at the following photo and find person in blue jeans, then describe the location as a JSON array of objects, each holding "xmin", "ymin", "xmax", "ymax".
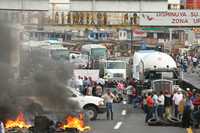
[
  {"xmin": 102, "ymin": 89, "xmax": 116, "ymax": 120},
  {"xmin": 157, "ymin": 91, "xmax": 165, "ymax": 119},
  {"xmin": 132, "ymin": 87, "xmax": 137, "ymax": 108}
]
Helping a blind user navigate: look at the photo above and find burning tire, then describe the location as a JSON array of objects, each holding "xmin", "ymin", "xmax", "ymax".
[{"xmin": 84, "ymin": 106, "xmax": 98, "ymax": 120}]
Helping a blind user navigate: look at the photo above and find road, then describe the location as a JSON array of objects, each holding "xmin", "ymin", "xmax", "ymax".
[{"xmin": 88, "ymin": 102, "xmax": 186, "ymax": 133}]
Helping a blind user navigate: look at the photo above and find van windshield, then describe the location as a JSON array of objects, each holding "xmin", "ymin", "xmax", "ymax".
[{"xmin": 107, "ymin": 62, "xmax": 126, "ymax": 69}]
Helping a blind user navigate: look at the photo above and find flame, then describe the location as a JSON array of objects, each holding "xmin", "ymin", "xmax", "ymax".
[
  {"xmin": 62, "ymin": 113, "xmax": 91, "ymax": 132},
  {"xmin": 5, "ymin": 112, "xmax": 31, "ymax": 129}
]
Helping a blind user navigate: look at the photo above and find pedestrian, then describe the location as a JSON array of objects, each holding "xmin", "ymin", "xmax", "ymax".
[
  {"xmin": 132, "ymin": 87, "xmax": 138, "ymax": 108},
  {"xmin": 102, "ymin": 89, "xmax": 116, "ymax": 120},
  {"xmin": 182, "ymin": 94, "xmax": 194, "ymax": 128},
  {"xmin": 164, "ymin": 90, "xmax": 172, "ymax": 118},
  {"xmin": 76, "ymin": 76, "xmax": 83, "ymax": 94},
  {"xmin": 186, "ymin": 88, "xmax": 193, "ymax": 98},
  {"xmin": 173, "ymin": 88, "xmax": 183, "ymax": 118},
  {"xmin": 145, "ymin": 92, "xmax": 154, "ymax": 123},
  {"xmin": 192, "ymin": 109, "xmax": 200, "ymax": 129},
  {"xmin": 125, "ymin": 85, "xmax": 133, "ymax": 104},
  {"xmin": 157, "ymin": 91, "xmax": 165, "ymax": 119},
  {"xmin": 96, "ymin": 84, "xmax": 103, "ymax": 97},
  {"xmin": 152, "ymin": 92, "xmax": 158, "ymax": 119}
]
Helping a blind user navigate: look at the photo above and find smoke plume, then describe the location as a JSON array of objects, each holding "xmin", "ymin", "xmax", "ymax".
[{"xmin": 0, "ymin": 20, "xmax": 79, "ymax": 123}]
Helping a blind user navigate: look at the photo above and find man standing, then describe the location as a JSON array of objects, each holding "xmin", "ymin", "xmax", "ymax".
[
  {"xmin": 125, "ymin": 85, "xmax": 133, "ymax": 104},
  {"xmin": 102, "ymin": 89, "xmax": 116, "ymax": 120},
  {"xmin": 173, "ymin": 88, "xmax": 183, "ymax": 117},
  {"xmin": 145, "ymin": 93, "xmax": 154, "ymax": 123},
  {"xmin": 157, "ymin": 91, "xmax": 165, "ymax": 119},
  {"xmin": 152, "ymin": 92, "xmax": 158, "ymax": 118},
  {"xmin": 76, "ymin": 76, "xmax": 83, "ymax": 94}
]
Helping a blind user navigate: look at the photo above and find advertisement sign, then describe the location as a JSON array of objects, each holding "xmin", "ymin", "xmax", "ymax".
[
  {"xmin": 133, "ymin": 30, "xmax": 147, "ymax": 37},
  {"xmin": 140, "ymin": 10, "xmax": 200, "ymax": 26}
]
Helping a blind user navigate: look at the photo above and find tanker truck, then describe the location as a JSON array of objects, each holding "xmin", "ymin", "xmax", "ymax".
[{"xmin": 132, "ymin": 50, "xmax": 180, "ymax": 94}]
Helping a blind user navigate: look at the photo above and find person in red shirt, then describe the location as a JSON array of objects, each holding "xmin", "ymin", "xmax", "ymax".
[
  {"xmin": 186, "ymin": 88, "xmax": 193, "ymax": 98},
  {"xmin": 145, "ymin": 92, "xmax": 154, "ymax": 123},
  {"xmin": 193, "ymin": 93, "xmax": 200, "ymax": 106}
]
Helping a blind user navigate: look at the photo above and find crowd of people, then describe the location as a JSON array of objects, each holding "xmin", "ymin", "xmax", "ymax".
[
  {"xmin": 69, "ymin": 75, "xmax": 200, "ymax": 128},
  {"xmin": 175, "ymin": 53, "xmax": 199, "ymax": 73},
  {"xmin": 143, "ymin": 87, "xmax": 200, "ymax": 128}
]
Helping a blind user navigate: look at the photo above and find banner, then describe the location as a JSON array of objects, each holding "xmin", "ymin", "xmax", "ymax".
[{"xmin": 140, "ymin": 10, "xmax": 200, "ymax": 26}]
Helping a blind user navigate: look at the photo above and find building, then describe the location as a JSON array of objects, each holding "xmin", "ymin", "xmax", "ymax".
[{"xmin": 1, "ymin": 0, "xmax": 198, "ymax": 54}]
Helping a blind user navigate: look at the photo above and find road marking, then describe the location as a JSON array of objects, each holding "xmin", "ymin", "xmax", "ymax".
[
  {"xmin": 113, "ymin": 121, "xmax": 122, "ymax": 130},
  {"xmin": 121, "ymin": 110, "xmax": 126, "ymax": 115},
  {"xmin": 123, "ymin": 101, "xmax": 127, "ymax": 104}
]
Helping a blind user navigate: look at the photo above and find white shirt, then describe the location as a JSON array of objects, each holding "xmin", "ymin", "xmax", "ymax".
[
  {"xmin": 76, "ymin": 78, "xmax": 83, "ymax": 86},
  {"xmin": 173, "ymin": 93, "xmax": 183, "ymax": 105},
  {"xmin": 192, "ymin": 57, "xmax": 197, "ymax": 63},
  {"xmin": 158, "ymin": 95, "xmax": 165, "ymax": 105}
]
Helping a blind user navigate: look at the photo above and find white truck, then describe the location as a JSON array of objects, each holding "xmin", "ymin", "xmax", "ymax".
[
  {"xmin": 100, "ymin": 60, "xmax": 127, "ymax": 81},
  {"xmin": 132, "ymin": 50, "xmax": 179, "ymax": 93}
]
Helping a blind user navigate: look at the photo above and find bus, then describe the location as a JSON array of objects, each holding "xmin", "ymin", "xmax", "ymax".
[{"xmin": 81, "ymin": 44, "xmax": 107, "ymax": 68}]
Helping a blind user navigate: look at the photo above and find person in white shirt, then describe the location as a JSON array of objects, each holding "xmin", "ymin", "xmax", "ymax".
[
  {"xmin": 152, "ymin": 92, "xmax": 158, "ymax": 118},
  {"xmin": 157, "ymin": 91, "xmax": 165, "ymax": 119},
  {"xmin": 76, "ymin": 76, "xmax": 83, "ymax": 94},
  {"xmin": 102, "ymin": 89, "xmax": 116, "ymax": 120},
  {"xmin": 173, "ymin": 89, "xmax": 183, "ymax": 117}
]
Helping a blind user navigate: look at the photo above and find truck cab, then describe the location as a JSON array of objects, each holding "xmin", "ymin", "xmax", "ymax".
[
  {"xmin": 133, "ymin": 50, "xmax": 180, "ymax": 91},
  {"xmin": 100, "ymin": 60, "xmax": 127, "ymax": 81}
]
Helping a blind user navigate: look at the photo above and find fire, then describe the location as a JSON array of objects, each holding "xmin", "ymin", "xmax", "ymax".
[
  {"xmin": 5, "ymin": 112, "xmax": 31, "ymax": 129},
  {"xmin": 62, "ymin": 113, "xmax": 91, "ymax": 132}
]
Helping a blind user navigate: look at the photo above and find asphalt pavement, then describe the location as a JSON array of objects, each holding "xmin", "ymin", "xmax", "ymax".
[
  {"xmin": 88, "ymin": 102, "xmax": 186, "ymax": 133},
  {"xmin": 183, "ymin": 65, "xmax": 200, "ymax": 90}
]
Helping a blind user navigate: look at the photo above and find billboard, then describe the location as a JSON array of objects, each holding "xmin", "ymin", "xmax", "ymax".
[{"xmin": 140, "ymin": 10, "xmax": 200, "ymax": 26}]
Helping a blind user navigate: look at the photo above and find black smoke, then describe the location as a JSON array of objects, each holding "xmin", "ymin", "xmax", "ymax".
[{"xmin": 0, "ymin": 20, "xmax": 79, "ymax": 123}]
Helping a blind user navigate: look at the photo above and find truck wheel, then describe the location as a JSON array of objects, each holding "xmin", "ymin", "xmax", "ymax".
[{"xmin": 85, "ymin": 106, "xmax": 98, "ymax": 120}]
